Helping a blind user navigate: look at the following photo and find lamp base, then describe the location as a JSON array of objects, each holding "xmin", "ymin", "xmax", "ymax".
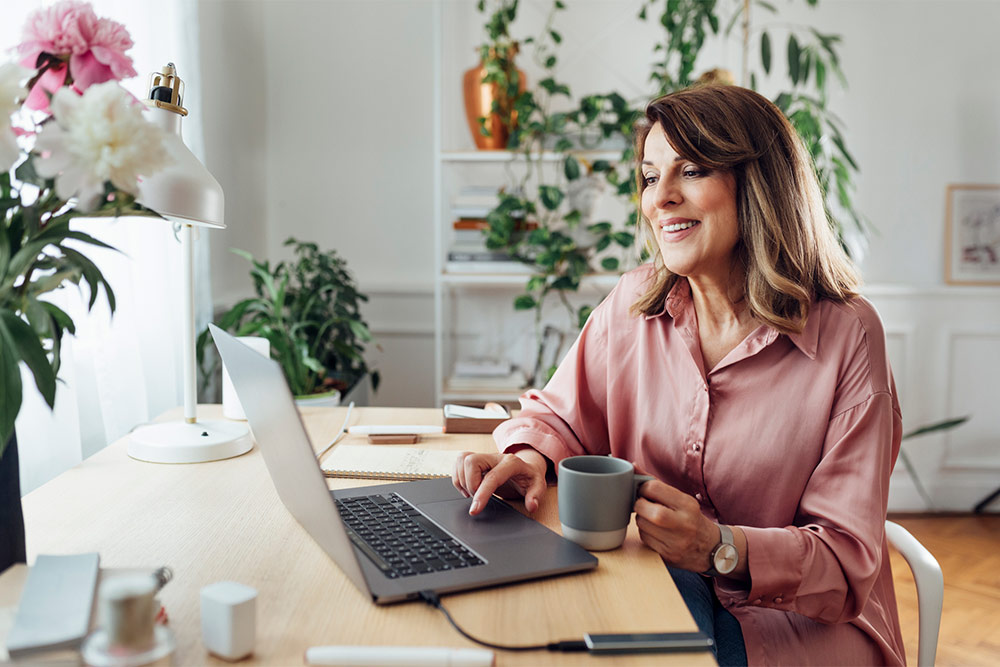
[{"xmin": 128, "ymin": 420, "xmax": 253, "ymax": 464}]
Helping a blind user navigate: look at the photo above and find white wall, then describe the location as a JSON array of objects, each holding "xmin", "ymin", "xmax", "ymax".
[{"xmin": 198, "ymin": 0, "xmax": 1000, "ymax": 509}]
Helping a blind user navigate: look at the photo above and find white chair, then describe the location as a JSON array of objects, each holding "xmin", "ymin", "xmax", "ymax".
[{"xmin": 885, "ymin": 520, "xmax": 944, "ymax": 666}]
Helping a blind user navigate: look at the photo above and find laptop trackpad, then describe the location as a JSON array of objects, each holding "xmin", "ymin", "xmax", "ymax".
[{"xmin": 419, "ymin": 497, "xmax": 549, "ymax": 542}]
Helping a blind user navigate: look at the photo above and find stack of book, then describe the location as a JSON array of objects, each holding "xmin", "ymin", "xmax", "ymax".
[
  {"xmin": 446, "ymin": 358, "xmax": 526, "ymax": 395},
  {"xmin": 446, "ymin": 187, "xmax": 533, "ymax": 274}
]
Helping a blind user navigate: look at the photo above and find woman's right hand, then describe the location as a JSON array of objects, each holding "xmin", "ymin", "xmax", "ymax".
[{"xmin": 452, "ymin": 448, "xmax": 549, "ymax": 516}]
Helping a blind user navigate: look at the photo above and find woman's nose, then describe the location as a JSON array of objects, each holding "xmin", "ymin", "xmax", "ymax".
[{"xmin": 654, "ymin": 177, "xmax": 682, "ymax": 208}]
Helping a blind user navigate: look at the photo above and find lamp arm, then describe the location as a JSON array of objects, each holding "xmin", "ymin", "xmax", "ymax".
[{"xmin": 182, "ymin": 224, "xmax": 197, "ymax": 423}]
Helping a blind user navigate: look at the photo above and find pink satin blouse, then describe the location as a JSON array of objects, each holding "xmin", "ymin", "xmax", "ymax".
[{"xmin": 494, "ymin": 264, "xmax": 905, "ymax": 666}]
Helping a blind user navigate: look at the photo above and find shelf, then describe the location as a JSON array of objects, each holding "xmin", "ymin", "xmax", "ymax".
[{"xmin": 440, "ymin": 149, "xmax": 624, "ymax": 163}]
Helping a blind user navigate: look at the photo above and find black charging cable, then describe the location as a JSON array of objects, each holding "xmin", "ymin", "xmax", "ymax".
[{"xmin": 418, "ymin": 590, "xmax": 587, "ymax": 653}]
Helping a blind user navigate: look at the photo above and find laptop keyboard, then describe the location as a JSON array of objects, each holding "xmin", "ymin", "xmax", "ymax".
[{"xmin": 335, "ymin": 493, "xmax": 485, "ymax": 578}]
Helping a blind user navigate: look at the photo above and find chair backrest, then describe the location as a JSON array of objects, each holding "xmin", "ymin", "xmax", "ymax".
[{"xmin": 885, "ymin": 520, "xmax": 944, "ymax": 666}]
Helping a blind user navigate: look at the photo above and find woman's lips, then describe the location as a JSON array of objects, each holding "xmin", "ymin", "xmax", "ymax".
[{"xmin": 659, "ymin": 219, "xmax": 701, "ymax": 242}]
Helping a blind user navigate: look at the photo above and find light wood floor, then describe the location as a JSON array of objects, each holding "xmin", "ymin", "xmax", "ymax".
[{"xmin": 888, "ymin": 515, "xmax": 1000, "ymax": 666}]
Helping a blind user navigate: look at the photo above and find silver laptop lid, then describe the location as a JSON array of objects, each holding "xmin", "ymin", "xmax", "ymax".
[{"xmin": 209, "ymin": 324, "xmax": 370, "ymax": 597}]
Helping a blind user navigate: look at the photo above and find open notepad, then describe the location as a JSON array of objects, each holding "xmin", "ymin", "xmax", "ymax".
[{"xmin": 320, "ymin": 444, "xmax": 458, "ymax": 481}]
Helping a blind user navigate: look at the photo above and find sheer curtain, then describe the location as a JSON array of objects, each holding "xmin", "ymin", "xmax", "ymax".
[{"xmin": 6, "ymin": 0, "xmax": 214, "ymax": 493}]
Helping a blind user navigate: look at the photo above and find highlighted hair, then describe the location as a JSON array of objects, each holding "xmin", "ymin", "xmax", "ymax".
[{"xmin": 631, "ymin": 85, "xmax": 860, "ymax": 333}]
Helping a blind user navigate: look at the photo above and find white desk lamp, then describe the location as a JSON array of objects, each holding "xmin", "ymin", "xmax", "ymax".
[{"xmin": 128, "ymin": 63, "xmax": 252, "ymax": 463}]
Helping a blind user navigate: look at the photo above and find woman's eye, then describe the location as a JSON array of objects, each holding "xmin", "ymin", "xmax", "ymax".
[
  {"xmin": 643, "ymin": 174, "xmax": 658, "ymax": 186},
  {"xmin": 683, "ymin": 167, "xmax": 705, "ymax": 178}
]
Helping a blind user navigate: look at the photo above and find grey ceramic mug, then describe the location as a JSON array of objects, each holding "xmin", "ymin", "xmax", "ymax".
[{"xmin": 557, "ymin": 455, "xmax": 655, "ymax": 551}]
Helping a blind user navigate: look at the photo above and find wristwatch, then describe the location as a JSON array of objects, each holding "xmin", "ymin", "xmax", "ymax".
[{"xmin": 703, "ymin": 524, "xmax": 738, "ymax": 577}]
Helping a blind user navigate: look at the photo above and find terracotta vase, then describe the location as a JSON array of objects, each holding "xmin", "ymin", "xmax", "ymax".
[{"xmin": 462, "ymin": 51, "xmax": 526, "ymax": 150}]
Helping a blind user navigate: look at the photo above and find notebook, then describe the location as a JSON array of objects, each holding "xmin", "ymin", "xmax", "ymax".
[{"xmin": 321, "ymin": 445, "xmax": 455, "ymax": 480}]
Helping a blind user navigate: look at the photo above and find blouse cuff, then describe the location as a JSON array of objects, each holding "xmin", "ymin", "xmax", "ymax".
[
  {"xmin": 496, "ymin": 424, "xmax": 577, "ymax": 469},
  {"xmin": 736, "ymin": 525, "xmax": 806, "ymax": 611}
]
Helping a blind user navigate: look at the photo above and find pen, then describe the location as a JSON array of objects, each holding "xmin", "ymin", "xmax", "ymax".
[
  {"xmin": 347, "ymin": 425, "xmax": 444, "ymax": 435},
  {"xmin": 304, "ymin": 645, "xmax": 495, "ymax": 666}
]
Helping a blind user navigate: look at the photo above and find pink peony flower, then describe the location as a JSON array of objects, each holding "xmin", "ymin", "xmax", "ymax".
[{"xmin": 18, "ymin": 1, "xmax": 137, "ymax": 112}]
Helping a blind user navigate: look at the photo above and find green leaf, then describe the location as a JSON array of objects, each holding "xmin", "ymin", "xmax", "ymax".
[
  {"xmin": 902, "ymin": 417, "xmax": 970, "ymax": 440},
  {"xmin": 549, "ymin": 30, "xmax": 562, "ymax": 44},
  {"xmin": 587, "ymin": 222, "xmax": 613, "ymax": 234},
  {"xmin": 788, "ymin": 35, "xmax": 801, "ymax": 84},
  {"xmin": 514, "ymin": 294, "xmax": 537, "ymax": 310},
  {"xmin": 591, "ymin": 160, "xmax": 612, "ymax": 173},
  {"xmin": 538, "ymin": 185, "xmax": 564, "ymax": 211},
  {"xmin": 761, "ymin": 32, "xmax": 772, "ymax": 75},
  {"xmin": 601, "ymin": 257, "xmax": 620, "ymax": 271},
  {"xmin": 612, "ymin": 231, "xmax": 635, "ymax": 247},
  {"xmin": 563, "ymin": 155, "xmax": 581, "ymax": 181},
  {"xmin": 577, "ymin": 305, "xmax": 594, "ymax": 329},
  {"xmin": 831, "ymin": 134, "xmax": 859, "ymax": 170},
  {"xmin": 545, "ymin": 55, "xmax": 557, "ymax": 68},
  {"xmin": 0, "ymin": 310, "xmax": 56, "ymax": 408},
  {"xmin": 815, "ymin": 58, "xmax": 826, "ymax": 92},
  {"xmin": 0, "ymin": 330, "xmax": 23, "ymax": 449}
]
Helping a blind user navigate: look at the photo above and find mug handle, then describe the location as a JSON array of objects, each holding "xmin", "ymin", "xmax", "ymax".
[{"xmin": 632, "ymin": 474, "xmax": 656, "ymax": 505}]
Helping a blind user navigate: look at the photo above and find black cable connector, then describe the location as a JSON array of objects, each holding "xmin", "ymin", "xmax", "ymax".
[{"xmin": 418, "ymin": 590, "xmax": 586, "ymax": 653}]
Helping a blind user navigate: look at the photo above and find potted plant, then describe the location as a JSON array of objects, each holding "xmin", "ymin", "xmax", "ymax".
[
  {"xmin": 198, "ymin": 238, "xmax": 380, "ymax": 406},
  {"xmin": 2, "ymin": 2, "xmax": 172, "ymax": 571}
]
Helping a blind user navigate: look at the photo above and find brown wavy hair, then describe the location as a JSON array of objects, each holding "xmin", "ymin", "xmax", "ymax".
[{"xmin": 631, "ymin": 85, "xmax": 861, "ymax": 333}]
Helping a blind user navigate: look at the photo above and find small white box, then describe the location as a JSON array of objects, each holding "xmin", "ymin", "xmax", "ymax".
[{"xmin": 200, "ymin": 581, "xmax": 256, "ymax": 661}]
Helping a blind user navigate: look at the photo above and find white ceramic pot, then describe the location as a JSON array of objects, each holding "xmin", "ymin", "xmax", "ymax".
[{"xmin": 294, "ymin": 389, "xmax": 341, "ymax": 408}]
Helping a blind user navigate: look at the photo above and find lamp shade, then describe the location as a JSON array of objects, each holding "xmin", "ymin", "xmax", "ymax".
[{"xmin": 137, "ymin": 64, "xmax": 224, "ymax": 229}]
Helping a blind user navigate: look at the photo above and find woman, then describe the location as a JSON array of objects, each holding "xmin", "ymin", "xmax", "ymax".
[{"xmin": 452, "ymin": 85, "xmax": 905, "ymax": 666}]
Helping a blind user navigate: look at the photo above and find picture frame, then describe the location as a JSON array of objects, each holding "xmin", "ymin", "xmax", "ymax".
[{"xmin": 945, "ymin": 184, "xmax": 1000, "ymax": 286}]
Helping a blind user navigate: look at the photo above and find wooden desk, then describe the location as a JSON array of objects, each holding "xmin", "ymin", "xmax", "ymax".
[{"xmin": 2, "ymin": 407, "xmax": 710, "ymax": 665}]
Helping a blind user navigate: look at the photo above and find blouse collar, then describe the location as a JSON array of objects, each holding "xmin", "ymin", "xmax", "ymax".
[{"xmin": 648, "ymin": 278, "xmax": 820, "ymax": 360}]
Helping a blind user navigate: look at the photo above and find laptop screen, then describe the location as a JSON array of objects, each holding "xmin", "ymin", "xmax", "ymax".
[{"xmin": 210, "ymin": 325, "xmax": 371, "ymax": 597}]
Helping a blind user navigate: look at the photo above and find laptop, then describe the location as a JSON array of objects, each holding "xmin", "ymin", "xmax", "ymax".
[{"xmin": 210, "ymin": 325, "xmax": 597, "ymax": 604}]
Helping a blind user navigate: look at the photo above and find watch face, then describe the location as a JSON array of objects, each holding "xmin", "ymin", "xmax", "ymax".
[{"xmin": 714, "ymin": 544, "xmax": 739, "ymax": 574}]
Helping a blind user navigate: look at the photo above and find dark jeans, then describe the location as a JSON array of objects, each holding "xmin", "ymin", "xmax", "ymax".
[{"xmin": 669, "ymin": 567, "xmax": 748, "ymax": 666}]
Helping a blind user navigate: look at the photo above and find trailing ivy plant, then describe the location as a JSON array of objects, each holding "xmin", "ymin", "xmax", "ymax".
[{"xmin": 473, "ymin": 0, "xmax": 861, "ymax": 385}]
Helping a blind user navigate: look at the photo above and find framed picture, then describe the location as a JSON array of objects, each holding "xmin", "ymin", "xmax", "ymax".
[{"xmin": 945, "ymin": 184, "xmax": 1000, "ymax": 285}]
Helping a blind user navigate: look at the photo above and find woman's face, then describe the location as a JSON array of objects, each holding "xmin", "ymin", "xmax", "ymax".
[{"xmin": 640, "ymin": 123, "xmax": 740, "ymax": 285}]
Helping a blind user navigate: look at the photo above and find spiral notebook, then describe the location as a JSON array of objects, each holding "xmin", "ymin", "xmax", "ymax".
[{"xmin": 320, "ymin": 444, "xmax": 457, "ymax": 481}]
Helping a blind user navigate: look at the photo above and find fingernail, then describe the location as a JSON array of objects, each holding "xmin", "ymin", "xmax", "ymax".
[{"xmin": 469, "ymin": 500, "xmax": 480, "ymax": 514}]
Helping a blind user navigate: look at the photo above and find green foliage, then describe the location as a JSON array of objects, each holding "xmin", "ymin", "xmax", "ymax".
[
  {"xmin": 197, "ymin": 238, "xmax": 379, "ymax": 398},
  {"xmin": 472, "ymin": 0, "xmax": 862, "ymax": 385},
  {"xmin": 1, "ymin": 164, "xmax": 158, "ymax": 453}
]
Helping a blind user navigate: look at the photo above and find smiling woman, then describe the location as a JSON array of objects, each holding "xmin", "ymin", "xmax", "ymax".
[{"xmin": 453, "ymin": 85, "xmax": 906, "ymax": 666}]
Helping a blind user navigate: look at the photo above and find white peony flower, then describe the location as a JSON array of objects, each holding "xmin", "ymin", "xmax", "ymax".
[
  {"xmin": 34, "ymin": 81, "xmax": 168, "ymax": 211},
  {"xmin": 0, "ymin": 62, "xmax": 30, "ymax": 173}
]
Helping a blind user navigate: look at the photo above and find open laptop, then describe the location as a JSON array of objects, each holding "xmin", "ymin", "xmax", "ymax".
[{"xmin": 210, "ymin": 325, "xmax": 597, "ymax": 604}]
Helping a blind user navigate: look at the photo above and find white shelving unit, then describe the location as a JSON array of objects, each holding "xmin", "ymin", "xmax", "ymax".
[{"xmin": 431, "ymin": 3, "xmax": 627, "ymax": 407}]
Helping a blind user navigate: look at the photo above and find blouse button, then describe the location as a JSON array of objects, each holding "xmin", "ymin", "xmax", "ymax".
[
  {"xmin": 695, "ymin": 493, "xmax": 703, "ymax": 501},
  {"xmin": 774, "ymin": 597, "xmax": 783, "ymax": 604},
  {"xmin": 692, "ymin": 442, "xmax": 702, "ymax": 453},
  {"xmin": 752, "ymin": 598, "xmax": 762, "ymax": 605}
]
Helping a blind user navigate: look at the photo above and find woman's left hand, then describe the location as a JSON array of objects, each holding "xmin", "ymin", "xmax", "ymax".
[{"xmin": 634, "ymin": 480, "xmax": 721, "ymax": 572}]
